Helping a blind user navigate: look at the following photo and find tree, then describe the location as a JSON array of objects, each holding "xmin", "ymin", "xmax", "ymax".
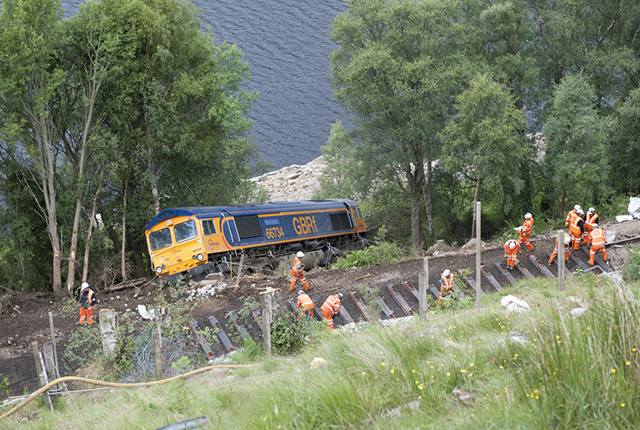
[
  {"xmin": 611, "ymin": 86, "xmax": 640, "ymax": 194},
  {"xmin": 441, "ymin": 73, "xmax": 526, "ymax": 237},
  {"xmin": 330, "ymin": 0, "xmax": 473, "ymax": 249},
  {"xmin": 542, "ymin": 74, "xmax": 610, "ymax": 216},
  {"xmin": 0, "ymin": 0, "xmax": 66, "ymax": 295}
]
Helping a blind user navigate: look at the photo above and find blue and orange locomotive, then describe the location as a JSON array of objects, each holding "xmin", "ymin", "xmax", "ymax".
[{"xmin": 145, "ymin": 199, "xmax": 367, "ymax": 280}]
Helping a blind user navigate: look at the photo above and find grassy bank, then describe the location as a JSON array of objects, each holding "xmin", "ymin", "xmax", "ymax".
[{"xmin": 2, "ymin": 275, "xmax": 640, "ymax": 429}]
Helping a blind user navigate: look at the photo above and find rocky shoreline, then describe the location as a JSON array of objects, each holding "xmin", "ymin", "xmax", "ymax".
[{"xmin": 251, "ymin": 156, "xmax": 326, "ymax": 202}]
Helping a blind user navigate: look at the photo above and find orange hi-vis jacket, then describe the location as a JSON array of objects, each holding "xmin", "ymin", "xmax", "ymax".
[
  {"xmin": 591, "ymin": 228, "xmax": 605, "ymax": 248},
  {"xmin": 439, "ymin": 273, "xmax": 454, "ymax": 301},
  {"xmin": 585, "ymin": 212, "xmax": 599, "ymax": 232},
  {"xmin": 321, "ymin": 294, "xmax": 341, "ymax": 331},
  {"xmin": 297, "ymin": 293, "xmax": 314, "ymax": 311},
  {"xmin": 565, "ymin": 209, "xmax": 577, "ymax": 227},
  {"xmin": 322, "ymin": 294, "xmax": 341, "ymax": 316},
  {"xmin": 569, "ymin": 213, "xmax": 584, "ymax": 238},
  {"xmin": 291, "ymin": 256, "xmax": 304, "ymax": 278},
  {"xmin": 503, "ymin": 240, "xmax": 520, "ymax": 266},
  {"xmin": 520, "ymin": 218, "xmax": 533, "ymax": 238}
]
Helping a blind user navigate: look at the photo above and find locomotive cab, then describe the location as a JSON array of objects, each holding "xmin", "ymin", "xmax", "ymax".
[{"xmin": 146, "ymin": 215, "xmax": 208, "ymax": 277}]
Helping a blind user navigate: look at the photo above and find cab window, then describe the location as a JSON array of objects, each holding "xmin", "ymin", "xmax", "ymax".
[
  {"xmin": 174, "ymin": 220, "xmax": 197, "ymax": 243},
  {"xmin": 202, "ymin": 219, "xmax": 217, "ymax": 236},
  {"xmin": 354, "ymin": 207, "xmax": 363, "ymax": 219},
  {"xmin": 149, "ymin": 228, "xmax": 173, "ymax": 251}
]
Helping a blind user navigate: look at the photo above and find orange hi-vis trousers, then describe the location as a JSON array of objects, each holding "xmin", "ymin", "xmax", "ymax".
[
  {"xmin": 290, "ymin": 275, "xmax": 309, "ymax": 291},
  {"xmin": 79, "ymin": 306, "xmax": 95, "ymax": 325}
]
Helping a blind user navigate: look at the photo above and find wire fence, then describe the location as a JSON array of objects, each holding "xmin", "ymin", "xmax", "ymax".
[{"xmin": 119, "ymin": 331, "xmax": 201, "ymax": 383}]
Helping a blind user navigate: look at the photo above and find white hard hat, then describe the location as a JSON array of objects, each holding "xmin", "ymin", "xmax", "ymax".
[
  {"xmin": 443, "ymin": 269, "xmax": 450, "ymax": 276},
  {"xmin": 524, "ymin": 213, "xmax": 532, "ymax": 219},
  {"xmin": 81, "ymin": 282, "xmax": 89, "ymax": 290},
  {"xmin": 564, "ymin": 236, "xmax": 571, "ymax": 245},
  {"xmin": 296, "ymin": 251, "xmax": 304, "ymax": 258},
  {"xmin": 298, "ymin": 290, "xmax": 304, "ymax": 295},
  {"xmin": 338, "ymin": 293, "xmax": 343, "ymax": 298},
  {"xmin": 509, "ymin": 241, "xmax": 516, "ymax": 250},
  {"xmin": 577, "ymin": 208, "xmax": 584, "ymax": 215},
  {"xmin": 588, "ymin": 207, "xmax": 595, "ymax": 213},
  {"xmin": 574, "ymin": 204, "xmax": 581, "ymax": 210}
]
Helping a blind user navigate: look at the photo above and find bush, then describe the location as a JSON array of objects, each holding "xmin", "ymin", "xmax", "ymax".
[
  {"xmin": 270, "ymin": 312, "xmax": 312, "ymax": 355},
  {"xmin": 624, "ymin": 245, "xmax": 640, "ymax": 282},
  {"xmin": 332, "ymin": 241, "xmax": 408, "ymax": 269}
]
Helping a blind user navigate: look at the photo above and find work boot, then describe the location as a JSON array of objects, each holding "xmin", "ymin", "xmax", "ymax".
[
  {"xmin": 289, "ymin": 280, "xmax": 296, "ymax": 291},
  {"xmin": 304, "ymin": 281, "xmax": 310, "ymax": 291}
]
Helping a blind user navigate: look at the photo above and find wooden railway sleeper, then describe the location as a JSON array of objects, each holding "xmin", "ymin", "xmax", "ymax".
[
  {"xmin": 514, "ymin": 260, "xmax": 534, "ymax": 279},
  {"xmin": 208, "ymin": 316, "xmax": 236, "ymax": 353},
  {"xmin": 251, "ymin": 308, "xmax": 264, "ymax": 333},
  {"xmin": 349, "ymin": 289, "xmax": 370, "ymax": 321},
  {"xmin": 528, "ymin": 255, "xmax": 555, "ymax": 278},
  {"xmin": 401, "ymin": 280, "xmax": 419, "ymax": 302},
  {"xmin": 480, "ymin": 264, "xmax": 502, "ymax": 292},
  {"xmin": 190, "ymin": 321, "xmax": 215, "ymax": 360},
  {"xmin": 366, "ymin": 287, "xmax": 394, "ymax": 319},
  {"xmin": 228, "ymin": 311, "xmax": 251, "ymax": 342},
  {"xmin": 386, "ymin": 284, "xmax": 414, "ymax": 316},
  {"xmin": 494, "ymin": 261, "xmax": 517, "ymax": 286}
]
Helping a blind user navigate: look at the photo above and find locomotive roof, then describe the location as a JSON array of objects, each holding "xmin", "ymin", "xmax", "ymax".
[{"xmin": 145, "ymin": 199, "xmax": 358, "ymax": 231}]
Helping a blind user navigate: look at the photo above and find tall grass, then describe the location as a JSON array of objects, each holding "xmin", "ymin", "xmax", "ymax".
[{"xmin": 3, "ymin": 276, "xmax": 640, "ymax": 429}]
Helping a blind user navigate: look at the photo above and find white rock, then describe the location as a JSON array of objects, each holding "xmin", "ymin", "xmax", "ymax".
[
  {"xmin": 570, "ymin": 308, "xmax": 587, "ymax": 317},
  {"xmin": 501, "ymin": 295, "xmax": 531, "ymax": 313}
]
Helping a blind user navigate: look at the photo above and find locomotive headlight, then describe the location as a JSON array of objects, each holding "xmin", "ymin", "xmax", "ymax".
[
  {"xmin": 155, "ymin": 266, "xmax": 163, "ymax": 274},
  {"xmin": 196, "ymin": 253, "xmax": 204, "ymax": 261}
]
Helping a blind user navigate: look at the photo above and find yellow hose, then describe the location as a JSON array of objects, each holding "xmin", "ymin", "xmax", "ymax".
[{"xmin": 0, "ymin": 363, "xmax": 257, "ymax": 421}]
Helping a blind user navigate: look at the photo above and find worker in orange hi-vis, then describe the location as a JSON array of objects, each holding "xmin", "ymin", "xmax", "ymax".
[
  {"xmin": 568, "ymin": 209, "xmax": 585, "ymax": 250},
  {"xmin": 77, "ymin": 282, "xmax": 96, "ymax": 325},
  {"xmin": 503, "ymin": 239, "xmax": 520, "ymax": 270},
  {"xmin": 296, "ymin": 290, "xmax": 314, "ymax": 318},
  {"xmin": 321, "ymin": 293, "xmax": 343, "ymax": 331},
  {"xmin": 582, "ymin": 207, "xmax": 599, "ymax": 246},
  {"xmin": 589, "ymin": 227, "xmax": 607, "ymax": 266},
  {"xmin": 565, "ymin": 204, "xmax": 581, "ymax": 227},
  {"xmin": 289, "ymin": 251, "xmax": 310, "ymax": 291},
  {"xmin": 548, "ymin": 233, "xmax": 571, "ymax": 266},
  {"xmin": 438, "ymin": 269, "xmax": 454, "ymax": 304},
  {"xmin": 515, "ymin": 213, "xmax": 534, "ymax": 251}
]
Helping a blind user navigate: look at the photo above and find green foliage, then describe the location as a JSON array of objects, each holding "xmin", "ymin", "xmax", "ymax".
[
  {"xmin": 332, "ymin": 237, "xmax": 408, "ymax": 269},
  {"xmin": 0, "ymin": 374, "xmax": 9, "ymax": 399},
  {"xmin": 63, "ymin": 325, "xmax": 103, "ymax": 367},
  {"xmin": 624, "ymin": 246, "xmax": 640, "ymax": 282},
  {"xmin": 542, "ymin": 74, "xmax": 611, "ymax": 215},
  {"xmin": 270, "ymin": 311, "xmax": 312, "ymax": 355},
  {"xmin": 170, "ymin": 356, "xmax": 192, "ymax": 374}
]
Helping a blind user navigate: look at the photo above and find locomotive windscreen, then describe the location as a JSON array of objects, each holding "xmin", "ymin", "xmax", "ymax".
[
  {"xmin": 235, "ymin": 215, "xmax": 263, "ymax": 239},
  {"xmin": 330, "ymin": 212, "xmax": 352, "ymax": 231}
]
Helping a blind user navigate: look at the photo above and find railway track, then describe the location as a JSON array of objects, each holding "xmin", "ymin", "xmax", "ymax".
[{"xmin": 189, "ymin": 237, "xmax": 633, "ymax": 360}]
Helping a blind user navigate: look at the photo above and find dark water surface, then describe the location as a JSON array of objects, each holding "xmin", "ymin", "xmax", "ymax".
[{"xmin": 61, "ymin": 0, "xmax": 348, "ymax": 169}]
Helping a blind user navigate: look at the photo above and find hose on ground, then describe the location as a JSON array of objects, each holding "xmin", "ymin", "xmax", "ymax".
[{"xmin": 0, "ymin": 363, "xmax": 257, "ymax": 421}]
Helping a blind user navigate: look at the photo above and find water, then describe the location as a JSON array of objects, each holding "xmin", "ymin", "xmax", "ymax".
[{"xmin": 61, "ymin": 0, "xmax": 349, "ymax": 169}]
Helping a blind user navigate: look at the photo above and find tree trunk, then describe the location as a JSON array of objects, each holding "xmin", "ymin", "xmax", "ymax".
[
  {"xmin": 82, "ymin": 167, "xmax": 105, "ymax": 284},
  {"xmin": 421, "ymin": 159, "xmax": 434, "ymax": 246},
  {"xmin": 560, "ymin": 175, "xmax": 567, "ymax": 219},
  {"xmin": 470, "ymin": 176, "xmax": 480, "ymax": 239},
  {"xmin": 36, "ymin": 117, "xmax": 62, "ymax": 295},
  {"xmin": 406, "ymin": 168, "xmax": 422, "ymax": 251},
  {"xmin": 66, "ymin": 88, "xmax": 98, "ymax": 296},
  {"xmin": 121, "ymin": 173, "xmax": 130, "ymax": 281}
]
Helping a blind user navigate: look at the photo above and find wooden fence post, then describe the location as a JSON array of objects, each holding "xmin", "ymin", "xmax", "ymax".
[
  {"xmin": 419, "ymin": 258, "xmax": 428, "ymax": 321},
  {"xmin": 259, "ymin": 287, "xmax": 278, "ymax": 356},
  {"xmin": 32, "ymin": 341, "xmax": 53, "ymax": 412}
]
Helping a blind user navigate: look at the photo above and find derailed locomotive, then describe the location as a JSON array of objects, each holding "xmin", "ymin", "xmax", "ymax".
[{"xmin": 145, "ymin": 199, "xmax": 367, "ymax": 281}]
